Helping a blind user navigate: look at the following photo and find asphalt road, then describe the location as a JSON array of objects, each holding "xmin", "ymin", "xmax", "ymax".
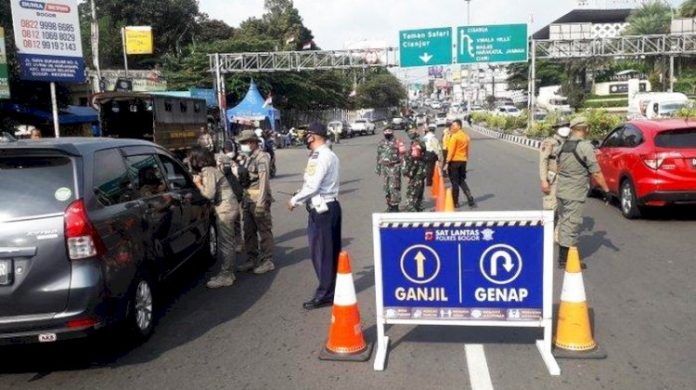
[{"xmin": 1, "ymin": 128, "xmax": 694, "ymax": 390}]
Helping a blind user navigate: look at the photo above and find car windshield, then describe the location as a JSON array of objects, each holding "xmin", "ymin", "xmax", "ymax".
[
  {"xmin": 655, "ymin": 128, "xmax": 696, "ymax": 148},
  {"xmin": 0, "ymin": 155, "xmax": 76, "ymax": 221}
]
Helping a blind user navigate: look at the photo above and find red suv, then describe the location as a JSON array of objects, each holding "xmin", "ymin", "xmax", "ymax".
[{"xmin": 595, "ymin": 120, "xmax": 696, "ymax": 219}]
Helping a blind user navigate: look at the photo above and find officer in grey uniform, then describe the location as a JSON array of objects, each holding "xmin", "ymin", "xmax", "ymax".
[
  {"xmin": 237, "ymin": 129, "xmax": 275, "ymax": 274},
  {"xmin": 288, "ymin": 122, "xmax": 342, "ymax": 310},
  {"xmin": 556, "ymin": 117, "xmax": 610, "ymax": 268}
]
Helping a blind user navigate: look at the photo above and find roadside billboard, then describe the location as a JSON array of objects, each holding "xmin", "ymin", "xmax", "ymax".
[
  {"xmin": 10, "ymin": 0, "xmax": 85, "ymax": 82},
  {"xmin": 124, "ymin": 26, "xmax": 154, "ymax": 55},
  {"xmin": 0, "ymin": 27, "xmax": 9, "ymax": 99}
]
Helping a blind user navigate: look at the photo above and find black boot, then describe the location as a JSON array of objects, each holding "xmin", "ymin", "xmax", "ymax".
[
  {"xmin": 388, "ymin": 205, "xmax": 399, "ymax": 213},
  {"xmin": 558, "ymin": 246, "xmax": 569, "ymax": 269},
  {"xmin": 464, "ymin": 190, "xmax": 477, "ymax": 208}
]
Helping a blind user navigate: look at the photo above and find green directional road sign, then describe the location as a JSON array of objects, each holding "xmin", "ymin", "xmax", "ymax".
[
  {"xmin": 399, "ymin": 27, "xmax": 452, "ymax": 68},
  {"xmin": 456, "ymin": 24, "xmax": 528, "ymax": 64}
]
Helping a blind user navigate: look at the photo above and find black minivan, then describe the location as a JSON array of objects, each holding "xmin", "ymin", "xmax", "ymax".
[{"xmin": 0, "ymin": 138, "xmax": 215, "ymax": 344}]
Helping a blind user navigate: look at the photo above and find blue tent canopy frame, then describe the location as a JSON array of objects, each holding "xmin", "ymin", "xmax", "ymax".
[{"xmin": 226, "ymin": 81, "xmax": 280, "ymax": 131}]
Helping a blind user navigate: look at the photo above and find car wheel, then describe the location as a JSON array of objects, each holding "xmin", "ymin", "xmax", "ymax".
[
  {"xmin": 125, "ymin": 273, "xmax": 155, "ymax": 341},
  {"xmin": 620, "ymin": 179, "xmax": 642, "ymax": 219}
]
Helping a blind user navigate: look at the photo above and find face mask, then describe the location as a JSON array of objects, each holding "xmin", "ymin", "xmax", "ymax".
[
  {"xmin": 305, "ymin": 135, "xmax": 315, "ymax": 149},
  {"xmin": 240, "ymin": 144, "xmax": 252, "ymax": 154},
  {"xmin": 384, "ymin": 134, "xmax": 394, "ymax": 140}
]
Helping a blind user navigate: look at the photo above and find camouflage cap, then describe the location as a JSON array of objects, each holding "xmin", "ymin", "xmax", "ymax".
[
  {"xmin": 237, "ymin": 129, "xmax": 260, "ymax": 143},
  {"xmin": 570, "ymin": 117, "xmax": 589, "ymax": 129},
  {"xmin": 552, "ymin": 119, "xmax": 570, "ymax": 128}
]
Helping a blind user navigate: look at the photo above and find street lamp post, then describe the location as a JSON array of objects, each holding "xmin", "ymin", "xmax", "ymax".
[{"xmin": 465, "ymin": 0, "xmax": 473, "ymax": 114}]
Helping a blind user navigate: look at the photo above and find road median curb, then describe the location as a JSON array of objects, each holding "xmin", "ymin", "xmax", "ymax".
[{"xmin": 470, "ymin": 125, "xmax": 542, "ymax": 150}]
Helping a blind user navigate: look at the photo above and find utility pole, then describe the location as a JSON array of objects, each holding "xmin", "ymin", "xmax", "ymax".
[
  {"xmin": 89, "ymin": 0, "xmax": 101, "ymax": 92},
  {"xmin": 465, "ymin": 0, "xmax": 473, "ymax": 114}
]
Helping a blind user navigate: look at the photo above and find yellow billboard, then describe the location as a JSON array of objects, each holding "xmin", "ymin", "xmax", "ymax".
[{"xmin": 124, "ymin": 26, "xmax": 153, "ymax": 55}]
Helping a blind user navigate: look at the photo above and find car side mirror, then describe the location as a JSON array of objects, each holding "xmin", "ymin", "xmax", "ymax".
[{"xmin": 591, "ymin": 140, "xmax": 600, "ymax": 149}]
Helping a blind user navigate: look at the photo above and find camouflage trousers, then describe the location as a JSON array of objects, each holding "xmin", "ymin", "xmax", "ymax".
[
  {"xmin": 405, "ymin": 165, "xmax": 426, "ymax": 212},
  {"xmin": 381, "ymin": 165, "xmax": 401, "ymax": 207}
]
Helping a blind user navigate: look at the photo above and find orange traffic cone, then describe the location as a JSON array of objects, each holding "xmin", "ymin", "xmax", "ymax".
[
  {"xmin": 553, "ymin": 247, "xmax": 606, "ymax": 359},
  {"xmin": 444, "ymin": 188, "xmax": 455, "ymax": 212},
  {"xmin": 431, "ymin": 164, "xmax": 441, "ymax": 199},
  {"xmin": 319, "ymin": 251, "xmax": 372, "ymax": 361}
]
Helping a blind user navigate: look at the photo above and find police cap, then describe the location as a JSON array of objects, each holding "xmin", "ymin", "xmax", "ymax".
[{"xmin": 307, "ymin": 121, "xmax": 328, "ymax": 137}]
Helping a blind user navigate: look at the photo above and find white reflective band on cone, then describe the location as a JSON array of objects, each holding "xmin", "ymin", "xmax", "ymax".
[
  {"xmin": 333, "ymin": 273, "xmax": 357, "ymax": 306},
  {"xmin": 560, "ymin": 272, "xmax": 587, "ymax": 303}
]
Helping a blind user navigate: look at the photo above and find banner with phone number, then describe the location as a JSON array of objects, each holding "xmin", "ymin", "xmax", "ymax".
[{"xmin": 10, "ymin": 0, "xmax": 85, "ymax": 82}]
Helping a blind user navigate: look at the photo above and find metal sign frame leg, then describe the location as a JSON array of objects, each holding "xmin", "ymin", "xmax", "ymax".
[{"xmin": 373, "ymin": 214, "xmax": 389, "ymax": 371}]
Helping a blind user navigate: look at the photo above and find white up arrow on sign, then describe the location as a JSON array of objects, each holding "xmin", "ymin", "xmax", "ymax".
[{"xmin": 419, "ymin": 53, "xmax": 433, "ymax": 64}]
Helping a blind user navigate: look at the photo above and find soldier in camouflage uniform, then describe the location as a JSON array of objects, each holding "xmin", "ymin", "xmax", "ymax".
[
  {"xmin": 404, "ymin": 128, "xmax": 427, "ymax": 212},
  {"xmin": 376, "ymin": 127, "xmax": 402, "ymax": 212}
]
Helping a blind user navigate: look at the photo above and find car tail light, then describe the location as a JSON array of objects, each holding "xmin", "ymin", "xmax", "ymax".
[
  {"xmin": 641, "ymin": 152, "xmax": 682, "ymax": 170},
  {"xmin": 64, "ymin": 199, "xmax": 105, "ymax": 260},
  {"xmin": 66, "ymin": 317, "xmax": 98, "ymax": 329}
]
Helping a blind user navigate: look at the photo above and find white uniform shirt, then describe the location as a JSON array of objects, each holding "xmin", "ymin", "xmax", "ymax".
[
  {"xmin": 290, "ymin": 144, "xmax": 340, "ymax": 207},
  {"xmin": 423, "ymin": 131, "xmax": 443, "ymax": 160}
]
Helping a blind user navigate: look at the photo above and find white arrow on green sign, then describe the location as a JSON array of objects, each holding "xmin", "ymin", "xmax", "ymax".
[
  {"xmin": 456, "ymin": 24, "xmax": 528, "ymax": 64},
  {"xmin": 399, "ymin": 27, "xmax": 452, "ymax": 68}
]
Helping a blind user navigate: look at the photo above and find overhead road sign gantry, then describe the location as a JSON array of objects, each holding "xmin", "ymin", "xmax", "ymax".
[
  {"xmin": 457, "ymin": 23, "xmax": 528, "ymax": 64},
  {"xmin": 209, "ymin": 48, "xmax": 397, "ymax": 73},
  {"xmin": 399, "ymin": 27, "xmax": 453, "ymax": 67}
]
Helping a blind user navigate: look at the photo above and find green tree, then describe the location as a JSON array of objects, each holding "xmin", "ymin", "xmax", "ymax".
[
  {"xmin": 355, "ymin": 71, "xmax": 407, "ymax": 109},
  {"xmin": 680, "ymin": 0, "xmax": 696, "ymax": 17},
  {"xmin": 507, "ymin": 61, "xmax": 566, "ymax": 91},
  {"xmin": 625, "ymin": 1, "xmax": 673, "ymax": 35}
]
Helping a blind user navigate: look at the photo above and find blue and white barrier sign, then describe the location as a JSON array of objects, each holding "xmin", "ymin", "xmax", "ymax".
[
  {"xmin": 10, "ymin": 0, "xmax": 85, "ymax": 82},
  {"xmin": 372, "ymin": 211, "xmax": 560, "ymax": 375}
]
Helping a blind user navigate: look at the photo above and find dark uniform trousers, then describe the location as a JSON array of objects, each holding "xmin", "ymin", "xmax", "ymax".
[
  {"xmin": 308, "ymin": 201, "xmax": 342, "ymax": 301},
  {"xmin": 448, "ymin": 161, "xmax": 471, "ymax": 205}
]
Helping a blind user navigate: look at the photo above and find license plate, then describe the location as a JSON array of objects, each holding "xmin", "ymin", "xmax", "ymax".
[
  {"xmin": 38, "ymin": 333, "xmax": 57, "ymax": 343},
  {"xmin": 0, "ymin": 259, "xmax": 12, "ymax": 286}
]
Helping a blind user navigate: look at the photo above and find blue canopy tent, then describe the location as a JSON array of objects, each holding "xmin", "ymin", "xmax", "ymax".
[{"xmin": 226, "ymin": 81, "xmax": 280, "ymax": 134}]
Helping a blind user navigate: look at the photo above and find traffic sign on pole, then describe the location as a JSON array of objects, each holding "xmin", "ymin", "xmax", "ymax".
[
  {"xmin": 399, "ymin": 27, "xmax": 452, "ymax": 68},
  {"xmin": 457, "ymin": 24, "xmax": 528, "ymax": 64}
]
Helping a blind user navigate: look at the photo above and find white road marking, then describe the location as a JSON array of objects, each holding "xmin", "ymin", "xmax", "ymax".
[{"xmin": 465, "ymin": 344, "xmax": 495, "ymax": 390}]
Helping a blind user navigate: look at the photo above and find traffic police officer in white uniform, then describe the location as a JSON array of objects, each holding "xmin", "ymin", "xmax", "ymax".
[{"xmin": 288, "ymin": 122, "xmax": 342, "ymax": 310}]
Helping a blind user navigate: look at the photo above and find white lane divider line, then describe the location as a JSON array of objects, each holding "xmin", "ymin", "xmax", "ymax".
[{"xmin": 465, "ymin": 344, "xmax": 495, "ymax": 390}]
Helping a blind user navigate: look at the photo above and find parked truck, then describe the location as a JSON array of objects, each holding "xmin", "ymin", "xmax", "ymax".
[
  {"xmin": 92, "ymin": 92, "xmax": 208, "ymax": 157},
  {"xmin": 627, "ymin": 92, "xmax": 689, "ymax": 120}
]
